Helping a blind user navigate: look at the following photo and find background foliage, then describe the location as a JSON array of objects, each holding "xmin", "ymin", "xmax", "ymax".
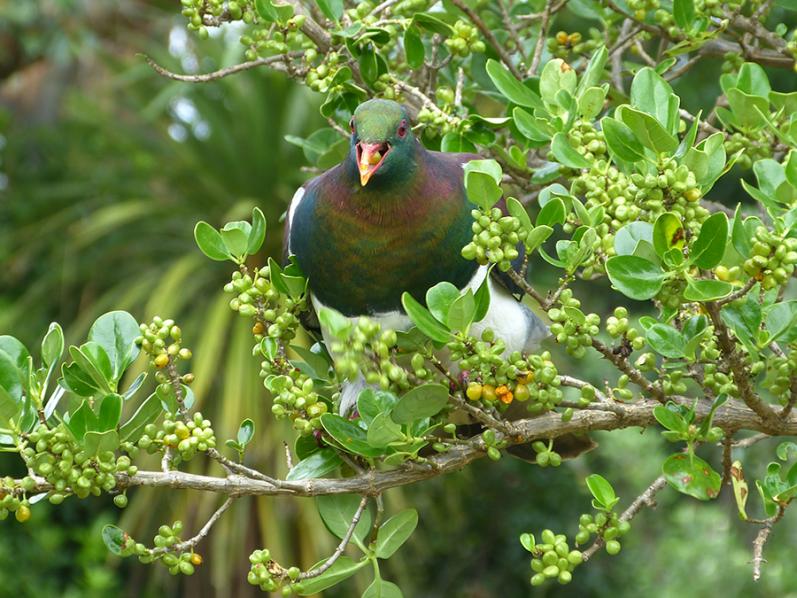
[{"xmin": 2, "ymin": 1, "xmax": 797, "ymax": 596}]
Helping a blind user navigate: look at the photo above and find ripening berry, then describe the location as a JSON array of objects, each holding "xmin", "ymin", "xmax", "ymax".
[
  {"xmin": 154, "ymin": 354, "xmax": 170, "ymax": 368},
  {"xmin": 15, "ymin": 504, "xmax": 31, "ymax": 523}
]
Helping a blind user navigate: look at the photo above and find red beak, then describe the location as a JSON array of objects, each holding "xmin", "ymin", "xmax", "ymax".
[{"xmin": 356, "ymin": 141, "xmax": 389, "ymax": 186}]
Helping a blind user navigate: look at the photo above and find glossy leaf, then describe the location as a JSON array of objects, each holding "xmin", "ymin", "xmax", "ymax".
[
  {"xmin": 320, "ymin": 413, "xmax": 385, "ymax": 457},
  {"xmin": 485, "ymin": 59, "xmax": 544, "ymax": 110},
  {"xmin": 237, "ymin": 418, "xmax": 255, "ymax": 447},
  {"xmin": 663, "ymin": 453, "xmax": 721, "ymax": 500},
  {"xmin": 88, "ymin": 311, "xmax": 141, "ymax": 382},
  {"xmin": 401, "ymin": 293, "xmax": 451, "ymax": 343},
  {"xmin": 605, "ymin": 256, "xmax": 666, "ymax": 300},
  {"xmin": 194, "ymin": 221, "xmax": 231, "ymax": 261},
  {"xmin": 551, "ymin": 133, "xmax": 590, "ymax": 169},
  {"xmin": 391, "ymin": 384, "xmax": 448, "ymax": 424},
  {"xmin": 585, "ymin": 474, "xmax": 618, "ymax": 510},
  {"xmin": 247, "ymin": 207, "xmax": 267, "ymax": 255},
  {"xmin": 689, "ymin": 212, "xmax": 728, "ymax": 269},
  {"xmin": 119, "ymin": 392, "xmax": 162, "ymax": 443},
  {"xmin": 316, "ymin": 494, "xmax": 372, "ymax": 542},
  {"xmin": 287, "ymin": 448, "xmax": 342, "ymax": 481},
  {"xmin": 375, "ymin": 509, "xmax": 419, "ymax": 559}
]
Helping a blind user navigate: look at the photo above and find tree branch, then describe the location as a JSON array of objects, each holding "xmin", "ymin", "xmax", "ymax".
[
  {"xmin": 752, "ymin": 505, "xmax": 786, "ymax": 581},
  {"xmin": 13, "ymin": 398, "xmax": 795, "ymax": 498},
  {"xmin": 142, "ymin": 53, "xmax": 302, "ymax": 83}
]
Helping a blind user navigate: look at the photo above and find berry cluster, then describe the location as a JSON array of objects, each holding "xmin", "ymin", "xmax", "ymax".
[
  {"xmin": 329, "ymin": 318, "xmax": 409, "ymax": 393},
  {"xmin": 605, "ymin": 307, "xmax": 646, "ymax": 351},
  {"xmin": 119, "ymin": 521, "xmax": 203, "ymax": 575},
  {"xmin": 524, "ymin": 529, "xmax": 583, "ymax": 586},
  {"xmin": 531, "ymin": 440, "xmax": 562, "ymax": 468},
  {"xmin": 137, "ymin": 414, "xmax": 217, "ymax": 462},
  {"xmin": 225, "ymin": 267, "xmax": 304, "ymax": 342},
  {"xmin": 444, "ymin": 20, "xmax": 486, "ymax": 57},
  {"xmin": 136, "ymin": 318, "xmax": 194, "ymax": 385},
  {"xmin": 247, "ymin": 549, "xmax": 299, "ymax": 593},
  {"xmin": 546, "ymin": 30, "xmax": 602, "ymax": 58},
  {"xmin": 266, "ymin": 367, "xmax": 328, "ymax": 435},
  {"xmin": 456, "ymin": 336, "xmax": 564, "ymax": 414},
  {"xmin": 240, "ymin": 16, "xmax": 306, "ymax": 61},
  {"xmin": 725, "ymin": 130, "xmax": 773, "ymax": 169},
  {"xmin": 742, "ymin": 227, "xmax": 797, "ymax": 290},
  {"xmin": 461, "ymin": 208, "xmax": 525, "ymax": 272},
  {"xmin": 21, "ymin": 423, "xmax": 135, "ymax": 502},
  {"xmin": 575, "ymin": 511, "xmax": 631, "ymax": 554},
  {"xmin": 0, "ymin": 479, "xmax": 30, "ymax": 522},
  {"xmin": 548, "ymin": 291, "xmax": 601, "ymax": 359},
  {"xmin": 568, "ymin": 120, "xmax": 607, "ymax": 161},
  {"xmin": 763, "ymin": 349, "xmax": 797, "ymax": 403}
]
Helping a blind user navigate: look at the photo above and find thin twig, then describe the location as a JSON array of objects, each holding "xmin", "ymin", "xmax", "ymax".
[
  {"xmin": 142, "ymin": 53, "xmax": 302, "ymax": 83},
  {"xmin": 752, "ymin": 505, "xmax": 786, "ymax": 581},
  {"xmin": 528, "ymin": 0, "xmax": 553, "ymax": 75},
  {"xmin": 153, "ymin": 497, "xmax": 235, "ymax": 555},
  {"xmin": 299, "ymin": 496, "xmax": 369, "ymax": 580},
  {"xmin": 583, "ymin": 475, "xmax": 667, "ymax": 561}
]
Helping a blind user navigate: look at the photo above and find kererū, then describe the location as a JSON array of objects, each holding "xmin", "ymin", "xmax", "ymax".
[
  {"xmin": 285, "ymin": 99, "xmax": 547, "ymax": 392},
  {"xmin": 284, "ymin": 99, "xmax": 594, "ymax": 458}
]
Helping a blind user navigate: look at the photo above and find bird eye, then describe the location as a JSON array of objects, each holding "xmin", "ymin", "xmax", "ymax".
[
  {"xmin": 349, "ymin": 118, "xmax": 356, "ymax": 133},
  {"xmin": 397, "ymin": 120, "xmax": 408, "ymax": 138}
]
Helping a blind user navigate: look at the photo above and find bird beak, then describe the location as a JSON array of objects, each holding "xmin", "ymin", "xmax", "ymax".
[{"xmin": 357, "ymin": 141, "xmax": 389, "ymax": 186}]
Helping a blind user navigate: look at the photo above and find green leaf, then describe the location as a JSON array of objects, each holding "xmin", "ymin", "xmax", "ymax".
[
  {"xmin": 425, "ymin": 282, "xmax": 459, "ymax": 324},
  {"xmin": 101, "ymin": 524, "xmax": 127, "ymax": 556},
  {"xmin": 119, "ymin": 392, "xmax": 162, "ymax": 442},
  {"xmin": 65, "ymin": 400, "xmax": 98, "ymax": 441},
  {"xmin": 0, "ymin": 384, "xmax": 21, "ymax": 429},
  {"xmin": 60, "ymin": 362, "xmax": 99, "ymax": 397},
  {"xmin": 391, "ymin": 384, "xmax": 449, "ymax": 424},
  {"xmin": 84, "ymin": 429, "xmax": 119, "ymax": 456},
  {"xmin": 602, "ymin": 117, "xmax": 646, "ymax": 163},
  {"xmin": 673, "ymin": 0, "xmax": 695, "ymax": 30},
  {"xmin": 404, "ymin": 27, "xmax": 424, "ymax": 69},
  {"xmin": 318, "ymin": 307, "xmax": 353, "ymax": 339},
  {"xmin": 193, "ymin": 221, "xmax": 231, "ymax": 261},
  {"xmin": 41, "ymin": 323, "xmax": 64, "ymax": 369},
  {"xmin": 464, "ymin": 160, "xmax": 503, "ymax": 210},
  {"xmin": 357, "ymin": 389, "xmax": 398, "ymax": 426},
  {"xmin": 315, "ymin": 0, "xmax": 343, "ymax": 21},
  {"xmin": 88, "ymin": 311, "xmax": 141, "ymax": 382},
  {"xmin": 614, "ymin": 222, "xmax": 653, "ymax": 256},
  {"xmin": 550, "ymin": 133, "xmax": 590, "ymax": 169},
  {"xmin": 539, "ymin": 59, "xmax": 577, "ymax": 107},
  {"xmin": 690, "ymin": 212, "xmax": 728, "ymax": 269},
  {"xmin": 295, "ymin": 557, "xmax": 368, "ymax": 595},
  {"xmin": 663, "ymin": 453, "xmax": 721, "ymax": 500},
  {"xmin": 653, "ymin": 404, "xmax": 687, "ymax": 432},
  {"xmin": 412, "ymin": 13, "xmax": 454, "ymax": 36},
  {"xmin": 485, "ymin": 59, "xmax": 544, "ymax": 110},
  {"xmin": 473, "ymin": 272, "xmax": 491, "ymax": 322},
  {"xmin": 316, "ymin": 494, "xmax": 372, "ymax": 542},
  {"xmin": 617, "ymin": 106, "xmax": 678, "ymax": 154},
  {"xmin": 512, "ymin": 107, "xmax": 551, "ymax": 142},
  {"xmin": 652, "ymin": 212, "xmax": 684, "ymax": 258},
  {"xmin": 320, "ymin": 413, "xmax": 385, "ymax": 457},
  {"xmin": 605, "ymin": 256, "xmax": 666, "ymax": 300},
  {"xmin": 629, "ymin": 67, "xmax": 679, "ymax": 133},
  {"xmin": 376, "ymin": 509, "xmax": 419, "ymax": 559},
  {"xmin": 0, "ymin": 349, "xmax": 24, "ymax": 405},
  {"xmin": 220, "ymin": 221, "xmax": 251, "ymax": 258},
  {"xmin": 731, "ymin": 207, "xmax": 761, "ymax": 258},
  {"xmin": 97, "ymin": 393, "xmax": 123, "ymax": 431},
  {"xmin": 585, "ymin": 474, "xmax": 619, "ymax": 510},
  {"xmin": 237, "ymin": 418, "xmax": 255, "ymax": 447},
  {"xmin": 69, "ymin": 344, "xmax": 113, "ymax": 393},
  {"xmin": 683, "ymin": 279, "xmax": 733, "ymax": 302},
  {"xmin": 646, "ymin": 324, "xmax": 686, "ymax": 358},
  {"xmin": 0, "ymin": 337, "xmax": 31, "ymax": 387},
  {"xmin": 247, "ymin": 208, "xmax": 267, "ymax": 255},
  {"xmin": 287, "ymin": 448, "xmax": 343, "ymax": 481},
  {"xmin": 362, "ymin": 578, "xmax": 403, "ymax": 598},
  {"xmin": 578, "ymin": 86, "xmax": 607, "ymax": 119},
  {"xmin": 446, "ymin": 290, "xmax": 476, "ymax": 332},
  {"xmin": 367, "ymin": 412, "xmax": 404, "ymax": 448},
  {"xmin": 401, "ymin": 293, "xmax": 451, "ymax": 343},
  {"xmin": 536, "ymin": 197, "xmax": 566, "ymax": 227},
  {"xmin": 577, "ymin": 46, "xmax": 608, "ymax": 96},
  {"xmin": 506, "ymin": 197, "xmax": 532, "ymax": 231}
]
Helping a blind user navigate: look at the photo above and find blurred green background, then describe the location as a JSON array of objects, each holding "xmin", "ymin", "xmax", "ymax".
[{"xmin": 1, "ymin": 2, "xmax": 796, "ymax": 597}]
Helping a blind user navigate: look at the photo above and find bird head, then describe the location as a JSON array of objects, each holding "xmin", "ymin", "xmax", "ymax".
[{"xmin": 349, "ymin": 99, "xmax": 415, "ymax": 187}]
